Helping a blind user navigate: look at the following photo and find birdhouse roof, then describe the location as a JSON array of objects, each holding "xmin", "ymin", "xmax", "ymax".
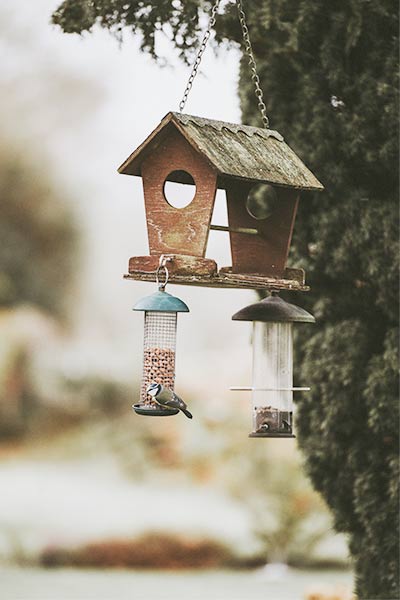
[{"xmin": 118, "ymin": 112, "xmax": 324, "ymax": 191}]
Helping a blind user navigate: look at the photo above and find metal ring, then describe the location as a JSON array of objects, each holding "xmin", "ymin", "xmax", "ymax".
[{"xmin": 156, "ymin": 265, "xmax": 169, "ymax": 290}]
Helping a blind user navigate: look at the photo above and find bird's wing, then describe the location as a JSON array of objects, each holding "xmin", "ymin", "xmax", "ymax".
[
  {"xmin": 168, "ymin": 392, "xmax": 187, "ymax": 410},
  {"xmin": 164, "ymin": 400, "xmax": 178, "ymax": 408}
]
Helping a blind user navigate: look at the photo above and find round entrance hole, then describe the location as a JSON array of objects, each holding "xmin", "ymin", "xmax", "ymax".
[
  {"xmin": 163, "ymin": 170, "xmax": 196, "ymax": 209},
  {"xmin": 246, "ymin": 183, "xmax": 278, "ymax": 220}
]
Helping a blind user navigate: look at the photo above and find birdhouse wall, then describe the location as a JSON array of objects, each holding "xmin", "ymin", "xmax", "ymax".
[
  {"xmin": 226, "ymin": 183, "xmax": 299, "ymax": 276},
  {"xmin": 141, "ymin": 128, "xmax": 218, "ymax": 258}
]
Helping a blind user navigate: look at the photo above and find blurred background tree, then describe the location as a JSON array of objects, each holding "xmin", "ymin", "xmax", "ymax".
[
  {"xmin": 0, "ymin": 143, "xmax": 77, "ymax": 318},
  {"xmin": 0, "ymin": 139, "xmax": 78, "ymax": 435},
  {"xmin": 0, "ymin": 0, "xmax": 106, "ymax": 436},
  {"xmin": 52, "ymin": 1, "xmax": 399, "ymax": 598}
]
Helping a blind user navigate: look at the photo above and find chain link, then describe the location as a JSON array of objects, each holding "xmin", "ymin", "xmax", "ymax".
[
  {"xmin": 178, "ymin": 0, "xmax": 269, "ymax": 129},
  {"xmin": 179, "ymin": 0, "xmax": 221, "ymax": 113},
  {"xmin": 236, "ymin": 0, "xmax": 269, "ymax": 128}
]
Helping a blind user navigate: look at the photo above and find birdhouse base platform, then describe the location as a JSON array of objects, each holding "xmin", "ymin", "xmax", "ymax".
[{"xmin": 125, "ymin": 255, "xmax": 308, "ymax": 291}]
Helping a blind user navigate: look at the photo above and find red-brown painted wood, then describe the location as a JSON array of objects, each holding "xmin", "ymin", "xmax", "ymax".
[
  {"xmin": 124, "ymin": 269, "xmax": 308, "ymax": 291},
  {"xmin": 141, "ymin": 129, "xmax": 218, "ymax": 258},
  {"xmin": 129, "ymin": 255, "xmax": 217, "ymax": 277},
  {"xmin": 226, "ymin": 182, "xmax": 299, "ymax": 276}
]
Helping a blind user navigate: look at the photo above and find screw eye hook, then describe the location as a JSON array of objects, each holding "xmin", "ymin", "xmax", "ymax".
[{"xmin": 156, "ymin": 255, "xmax": 172, "ymax": 290}]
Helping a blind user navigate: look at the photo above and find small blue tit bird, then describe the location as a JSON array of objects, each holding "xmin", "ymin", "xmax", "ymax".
[{"xmin": 147, "ymin": 383, "xmax": 193, "ymax": 419}]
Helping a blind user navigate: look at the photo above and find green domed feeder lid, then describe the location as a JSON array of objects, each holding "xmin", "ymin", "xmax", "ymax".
[{"xmin": 133, "ymin": 290, "xmax": 189, "ymax": 313}]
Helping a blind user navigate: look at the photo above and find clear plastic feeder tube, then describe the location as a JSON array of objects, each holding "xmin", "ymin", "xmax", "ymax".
[
  {"xmin": 232, "ymin": 294, "xmax": 315, "ymax": 438},
  {"xmin": 252, "ymin": 321, "xmax": 293, "ymax": 434},
  {"xmin": 141, "ymin": 311, "xmax": 177, "ymax": 404}
]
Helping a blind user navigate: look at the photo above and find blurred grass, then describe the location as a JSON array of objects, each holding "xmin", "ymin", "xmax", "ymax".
[{"xmin": 0, "ymin": 371, "xmax": 348, "ymax": 569}]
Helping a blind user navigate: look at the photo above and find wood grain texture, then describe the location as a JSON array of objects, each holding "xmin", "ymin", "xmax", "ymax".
[
  {"xmin": 124, "ymin": 269, "xmax": 308, "ymax": 291},
  {"xmin": 119, "ymin": 112, "xmax": 324, "ymax": 191},
  {"xmin": 219, "ymin": 266, "xmax": 304, "ymax": 283},
  {"xmin": 129, "ymin": 254, "xmax": 217, "ymax": 276},
  {"xmin": 226, "ymin": 182, "xmax": 299, "ymax": 276},
  {"xmin": 141, "ymin": 129, "xmax": 217, "ymax": 257}
]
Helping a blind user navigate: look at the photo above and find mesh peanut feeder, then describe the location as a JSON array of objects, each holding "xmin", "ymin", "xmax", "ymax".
[
  {"xmin": 132, "ymin": 264, "xmax": 189, "ymax": 416},
  {"xmin": 118, "ymin": 1, "xmax": 323, "ymax": 433}
]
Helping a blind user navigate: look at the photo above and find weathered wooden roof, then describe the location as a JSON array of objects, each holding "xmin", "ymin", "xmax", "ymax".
[{"xmin": 118, "ymin": 112, "xmax": 324, "ymax": 191}]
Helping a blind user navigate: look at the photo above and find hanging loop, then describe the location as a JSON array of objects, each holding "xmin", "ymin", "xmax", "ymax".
[
  {"xmin": 179, "ymin": 0, "xmax": 222, "ymax": 113},
  {"xmin": 155, "ymin": 255, "xmax": 172, "ymax": 290},
  {"xmin": 236, "ymin": 0, "xmax": 269, "ymax": 128}
]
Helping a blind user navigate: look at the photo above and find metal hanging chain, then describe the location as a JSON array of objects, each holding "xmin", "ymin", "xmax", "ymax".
[
  {"xmin": 179, "ymin": 0, "xmax": 269, "ymax": 128},
  {"xmin": 179, "ymin": 0, "xmax": 221, "ymax": 113},
  {"xmin": 236, "ymin": 0, "xmax": 269, "ymax": 128}
]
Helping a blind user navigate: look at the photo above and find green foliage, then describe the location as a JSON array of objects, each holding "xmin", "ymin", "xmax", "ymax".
[
  {"xmin": 52, "ymin": 0, "xmax": 206, "ymax": 61},
  {"xmin": 52, "ymin": 1, "xmax": 399, "ymax": 596},
  {"xmin": 0, "ymin": 144, "xmax": 78, "ymax": 319},
  {"xmin": 231, "ymin": 4, "xmax": 399, "ymax": 597}
]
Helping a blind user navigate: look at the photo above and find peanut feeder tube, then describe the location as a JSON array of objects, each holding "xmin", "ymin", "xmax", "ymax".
[{"xmin": 132, "ymin": 289, "xmax": 189, "ymax": 416}]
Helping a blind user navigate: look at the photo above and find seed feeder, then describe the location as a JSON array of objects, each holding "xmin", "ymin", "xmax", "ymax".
[
  {"xmin": 118, "ymin": 0, "xmax": 323, "ymax": 428},
  {"xmin": 231, "ymin": 294, "xmax": 315, "ymax": 438},
  {"xmin": 132, "ymin": 261, "xmax": 189, "ymax": 416},
  {"xmin": 118, "ymin": 4, "xmax": 323, "ymax": 310}
]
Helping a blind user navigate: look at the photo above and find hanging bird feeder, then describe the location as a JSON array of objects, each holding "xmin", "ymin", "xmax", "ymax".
[
  {"xmin": 231, "ymin": 294, "xmax": 315, "ymax": 438},
  {"xmin": 118, "ymin": 1, "xmax": 322, "ymax": 292},
  {"xmin": 118, "ymin": 0, "xmax": 323, "ymax": 429},
  {"xmin": 132, "ymin": 260, "xmax": 189, "ymax": 416}
]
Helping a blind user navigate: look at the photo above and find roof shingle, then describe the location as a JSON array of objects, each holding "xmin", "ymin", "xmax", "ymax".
[{"xmin": 118, "ymin": 112, "xmax": 324, "ymax": 191}]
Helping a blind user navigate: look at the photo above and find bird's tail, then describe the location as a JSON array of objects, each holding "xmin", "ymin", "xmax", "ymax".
[{"xmin": 182, "ymin": 408, "xmax": 193, "ymax": 419}]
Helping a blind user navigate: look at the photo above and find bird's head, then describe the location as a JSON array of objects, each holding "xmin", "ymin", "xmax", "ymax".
[{"xmin": 147, "ymin": 382, "xmax": 162, "ymax": 397}]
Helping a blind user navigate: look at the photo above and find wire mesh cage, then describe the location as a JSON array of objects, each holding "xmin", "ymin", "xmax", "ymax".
[
  {"xmin": 133, "ymin": 289, "xmax": 189, "ymax": 416},
  {"xmin": 141, "ymin": 311, "xmax": 177, "ymax": 405}
]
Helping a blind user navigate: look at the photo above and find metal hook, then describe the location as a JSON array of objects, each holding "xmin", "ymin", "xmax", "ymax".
[
  {"xmin": 155, "ymin": 265, "xmax": 169, "ymax": 290},
  {"xmin": 155, "ymin": 255, "xmax": 172, "ymax": 290}
]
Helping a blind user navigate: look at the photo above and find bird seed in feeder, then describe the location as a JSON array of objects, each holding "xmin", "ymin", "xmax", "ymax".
[
  {"xmin": 141, "ymin": 347, "xmax": 176, "ymax": 405},
  {"xmin": 255, "ymin": 406, "xmax": 292, "ymax": 434}
]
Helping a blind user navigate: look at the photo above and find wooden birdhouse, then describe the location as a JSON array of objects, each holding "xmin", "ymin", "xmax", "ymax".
[{"xmin": 119, "ymin": 112, "xmax": 323, "ymax": 292}]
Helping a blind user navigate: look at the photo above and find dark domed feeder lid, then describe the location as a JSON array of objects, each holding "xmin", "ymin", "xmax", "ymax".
[
  {"xmin": 232, "ymin": 295, "xmax": 315, "ymax": 323},
  {"xmin": 133, "ymin": 290, "xmax": 189, "ymax": 313},
  {"xmin": 132, "ymin": 404, "xmax": 179, "ymax": 416}
]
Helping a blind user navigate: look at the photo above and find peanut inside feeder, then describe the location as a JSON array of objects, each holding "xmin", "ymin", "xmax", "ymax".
[
  {"xmin": 133, "ymin": 288, "xmax": 189, "ymax": 416},
  {"xmin": 141, "ymin": 312, "xmax": 177, "ymax": 406}
]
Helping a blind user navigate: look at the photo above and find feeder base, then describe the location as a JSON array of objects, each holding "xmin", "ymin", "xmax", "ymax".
[
  {"xmin": 132, "ymin": 404, "xmax": 179, "ymax": 417},
  {"xmin": 249, "ymin": 432, "xmax": 296, "ymax": 438}
]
